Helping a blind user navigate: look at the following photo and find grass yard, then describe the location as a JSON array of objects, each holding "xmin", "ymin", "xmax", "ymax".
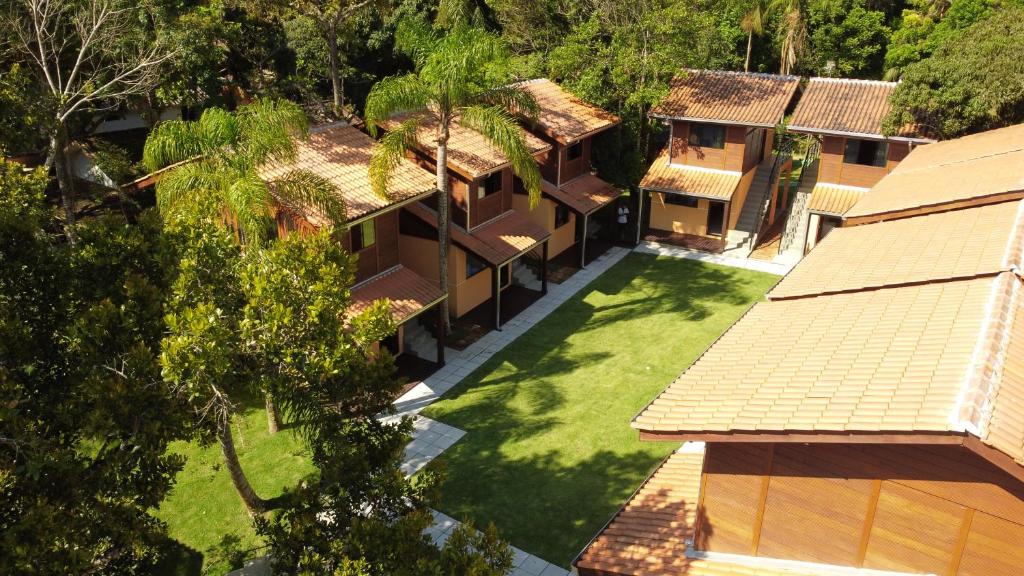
[
  {"xmin": 154, "ymin": 399, "xmax": 315, "ymax": 574},
  {"xmin": 421, "ymin": 253, "xmax": 779, "ymax": 566}
]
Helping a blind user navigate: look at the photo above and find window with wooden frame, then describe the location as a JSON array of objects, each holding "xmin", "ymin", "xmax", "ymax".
[
  {"xmin": 687, "ymin": 123, "xmax": 726, "ymax": 149},
  {"xmin": 664, "ymin": 194, "xmax": 700, "ymax": 208},
  {"xmin": 566, "ymin": 142, "xmax": 582, "ymax": 161},
  {"xmin": 350, "ymin": 219, "xmax": 375, "ymax": 252},
  {"xmin": 478, "ymin": 172, "xmax": 503, "ymax": 199},
  {"xmin": 466, "ymin": 253, "xmax": 487, "ymax": 278},
  {"xmin": 843, "ymin": 139, "xmax": 888, "ymax": 167},
  {"xmin": 554, "ymin": 204, "xmax": 571, "ymax": 228}
]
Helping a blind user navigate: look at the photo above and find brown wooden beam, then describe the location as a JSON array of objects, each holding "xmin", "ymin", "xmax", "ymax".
[
  {"xmin": 541, "ymin": 241, "xmax": 548, "ymax": 295},
  {"xmin": 963, "ymin": 436, "xmax": 1024, "ymax": 484},
  {"xmin": 435, "ymin": 303, "xmax": 446, "ymax": 367}
]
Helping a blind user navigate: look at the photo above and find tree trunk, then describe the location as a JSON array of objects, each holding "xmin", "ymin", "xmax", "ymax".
[
  {"xmin": 49, "ymin": 127, "xmax": 78, "ymax": 244},
  {"xmin": 745, "ymin": 31, "xmax": 753, "ymax": 72},
  {"xmin": 265, "ymin": 393, "xmax": 280, "ymax": 434},
  {"xmin": 327, "ymin": 23, "xmax": 344, "ymax": 116},
  {"xmin": 219, "ymin": 414, "xmax": 264, "ymax": 516},
  {"xmin": 436, "ymin": 121, "xmax": 452, "ymax": 334}
]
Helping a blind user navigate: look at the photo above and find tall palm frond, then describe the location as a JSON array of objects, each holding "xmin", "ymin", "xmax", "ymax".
[
  {"xmin": 481, "ymin": 85, "xmax": 542, "ymax": 123},
  {"xmin": 144, "ymin": 98, "xmax": 346, "ymax": 246},
  {"xmin": 770, "ymin": 0, "xmax": 805, "ymax": 75},
  {"xmin": 369, "ymin": 116, "xmax": 427, "ymax": 199},
  {"xmin": 365, "ymin": 75, "xmax": 433, "ymax": 137},
  {"xmin": 458, "ymin": 105, "xmax": 541, "ymax": 205}
]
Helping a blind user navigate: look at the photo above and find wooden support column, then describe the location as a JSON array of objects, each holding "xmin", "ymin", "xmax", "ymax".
[
  {"xmin": 435, "ymin": 303, "xmax": 446, "ymax": 366},
  {"xmin": 635, "ymin": 191, "xmax": 645, "ymax": 246},
  {"xmin": 492, "ymin": 265, "xmax": 501, "ymax": 330},
  {"xmin": 580, "ymin": 215, "xmax": 588, "ymax": 269},
  {"xmin": 541, "ymin": 241, "xmax": 549, "ymax": 295}
]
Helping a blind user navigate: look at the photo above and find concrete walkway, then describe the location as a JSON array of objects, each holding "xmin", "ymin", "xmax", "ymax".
[{"xmin": 635, "ymin": 240, "xmax": 793, "ymax": 276}]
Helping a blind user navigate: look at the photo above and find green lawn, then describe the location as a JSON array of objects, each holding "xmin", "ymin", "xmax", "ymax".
[
  {"xmin": 154, "ymin": 399, "xmax": 315, "ymax": 574},
  {"xmin": 421, "ymin": 253, "xmax": 779, "ymax": 566}
]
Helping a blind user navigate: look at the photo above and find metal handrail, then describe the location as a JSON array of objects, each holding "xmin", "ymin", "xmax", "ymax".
[
  {"xmin": 777, "ymin": 138, "xmax": 822, "ymax": 254},
  {"xmin": 746, "ymin": 138, "xmax": 795, "ymax": 252}
]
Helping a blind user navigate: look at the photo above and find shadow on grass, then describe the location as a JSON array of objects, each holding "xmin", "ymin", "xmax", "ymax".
[{"xmin": 421, "ymin": 253, "xmax": 778, "ymax": 565}]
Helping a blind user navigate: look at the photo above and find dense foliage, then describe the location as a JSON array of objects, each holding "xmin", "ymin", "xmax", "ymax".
[{"xmin": 0, "ymin": 160, "xmax": 187, "ymax": 574}]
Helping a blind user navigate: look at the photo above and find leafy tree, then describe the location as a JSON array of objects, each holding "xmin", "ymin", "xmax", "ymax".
[
  {"xmin": 365, "ymin": 19, "xmax": 542, "ymax": 331},
  {"xmin": 770, "ymin": 0, "xmax": 806, "ymax": 74},
  {"xmin": 805, "ymin": 0, "xmax": 890, "ymax": 77},
  {"xmin": 741, "ymin": 1, "xmax": 769, "ymax": 72},
  {"xmin": 0, "ymin": 159, "xmax": 188, "ymax": 574},
  {"xmin": 143, "ymin": 98, "xmax": 345, "ymax": 246},
  {"xmin": 884, "ymin": 0, "xmax": 1023, "ymax": 79},
  {"xmin": 0, "ymin": 64, "xmax": 47, "ymax": 156},
  {"xmin": 2, "ymin": 0, "xmax": 172, "ymax": 241},
  {"xmin": 288, "ymin": 0, "xmax": 388, "ymax": 116},
  {"xmin": 246, "ymin": 230, "xmax": 512, "ymax": 575},
  {"xmin": 884, "ymin": 5, "xmax": 1024, "ymax": 138}
]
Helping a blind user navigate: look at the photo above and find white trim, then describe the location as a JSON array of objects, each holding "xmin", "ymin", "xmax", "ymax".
[
  {"xmin": 788, "ymin": 125, "xmax": 934, "ymax": 144},
  {"xmin": 686, "ymin": 548, "xmax": 938, "ymax": 576}
]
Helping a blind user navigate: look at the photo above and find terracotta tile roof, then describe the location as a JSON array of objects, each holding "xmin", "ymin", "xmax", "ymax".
[
  {"xmin": 380, "ymin": 112, "xmax": 551, "ymax": 179},
  {"xmin": 640, "ymin": 149, "xmax": 742, "ymax": 200},
  {"xmin": 788, "ymin": 78, "xmax": 930, "ymax": 141},
  {"xmin": 983, "ymin": 286, "xmax": 1024, "ymax": 464},
  {"xmin": 845, "ymin": 123, "xmax": 1024, "ymax": 224},
  {"xmin": 542, "ymin": 173, "xmax": 622, "ymax": 215},
  {"xmin": 575, "ymin": 446, "xmax": 848, "ymax": 576},
  {"xmin": 805, "ymin": 183, "xmax": 867, "ymax": 216},
  {"xmin": 771, "ymin": 200, "xmax": 1024, "ymax": 300},
  {"xmin": 349, "ymin": 265, "xmax": 444, "ymax": 324},
  {"xmin": 633, "ymin": 274, "xmax": 1008, "ymax": 436},
  {"xmin": 260, "ymin": 123, "xmax": 435, "ymax": 224},
  {"xmin": 651, "ymin": 70, "xmax": 799, "ymax": 127},
  {"xmin": 404, "ymin": 202, "xmax": 549, "ymax": 266},
  {"xmin": 516, "ymin": 78, "xmax": 620, "ymax": 143}
]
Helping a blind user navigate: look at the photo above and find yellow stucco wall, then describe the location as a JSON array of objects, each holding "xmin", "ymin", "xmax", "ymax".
[
  {"xmin": 512, "ymin": 194, "xmax": 576, "ymax": 258},
  {"xmin": 649, "ymin": 193, "xmax": 709, "ymax": 236},
  {"xmin": 451, "ymin": 246, "xmax": 492, "ymax": 317},
  {"xmin": 727, "ymin": 167, "xmax": 758, "ymax": 232}
]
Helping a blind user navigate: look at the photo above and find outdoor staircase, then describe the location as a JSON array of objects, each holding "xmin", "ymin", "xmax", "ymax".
[
  {"xmin": 511, "ymin": 260, "xmax": 543, "ymax": 291},
  {"xmin": 723, "ymin": 155, "xmax": 785, "ymax": 258},
  {"xmin": 403, "ymin": 319, "xmax": 437, "ymax": 360},
  {"xmin": 775, "ymin": 156, "xmax": 821, "ymax": 265}
]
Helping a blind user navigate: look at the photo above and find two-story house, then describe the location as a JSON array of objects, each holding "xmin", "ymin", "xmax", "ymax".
[
  {"xmin": 639, "ymin": 70, "xmax": 799, "ymax": 254},
  {"xmin": 381, "ymin": 114, "xmax": 553, "ymax": 329},
  {"xmin": 262, "ymin": 122, "xmax": 448, "ymax": 365},
  {"xmin": 574, "ymin": 123, "xmax": 1024, "ymax": 576},
  {"xmin": 513, "ymin": 79, "xmax": 622, "ymax": 268},
  {"xmin": 787, "ymin": 78, "xmax": 933, "ymax": 253}
]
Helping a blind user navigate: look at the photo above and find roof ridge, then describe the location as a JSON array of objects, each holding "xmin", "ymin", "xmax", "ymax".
[
  {"xmin": 1002, "ymin": 200, "xmax": 1024, "ymax": 271},
  {"xmin": 892, "ymin": 147, "xmax": 1024, "ymax": 175},
  {"xmin": 951, "ymin": 273, "xmax": 1021, "ymax": 436},
  {"xmin": 807, "ymin": 77, "xmax": 897, "ymax": 87},
  {"xmin": 684, "ymin": 68, "xmax": 800, "ymax": 82}
]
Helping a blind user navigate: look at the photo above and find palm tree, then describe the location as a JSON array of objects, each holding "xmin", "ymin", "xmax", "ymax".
[
  {"xmin": 143, "ymin": 98, "xmax": 346, "ymax": 246},
  {"xmin": 144, "ymin": 99, "xmax": 345, "ymax": 463},
  {"xmin": 741, "ymin": 1, "xmax": 768, "ymax": 72},
  {"xmin": 770, "ymin": 0, "xmax": 806, "ymax": 75},
  {"xmin": 364, "ymin": 20, "xmax": 542, "ymax": 332}
]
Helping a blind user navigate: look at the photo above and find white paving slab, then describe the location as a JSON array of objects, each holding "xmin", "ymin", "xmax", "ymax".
[
  {"xmin": 400, "ymin": 416, "xmax": 466, "ymax": 476},
  {"xmin": 635, "ymin": 240, "xmax": 792, "ymax": 276}
]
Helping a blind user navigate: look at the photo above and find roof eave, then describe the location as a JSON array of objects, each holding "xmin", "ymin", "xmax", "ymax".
[
  {"xmin": 651, "ymin": 113, "xmax": 779, "ymax": 129},
  {"xmin": 788, "ymin": 125, "xmax": 935, "ymax": 143}
]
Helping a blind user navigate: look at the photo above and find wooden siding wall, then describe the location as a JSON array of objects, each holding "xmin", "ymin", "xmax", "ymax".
[
  {"xmin": 537, "ymin": 145, "xmax": 559, "ymax": 184},
  {"xmin": 670, "ymin": 121, "xmax": 752, "ymax": 172},
  {"xmin": 818, "ymin": 136, "xmax": 910, "ymax": 189},
  {"xmin": 559, "ymin": 137, "xmax": 592, "ymax": 183},
  {"xmin": 697, "ymin": 443, "xmax": 1024, "ymax": 576},
  {"xmin": 352, "ymin": 210, "xmax": 400, "ymax": 283},
  {"xmin": 469, "ymin": 168, "xmax": 514, "ymax": 229}
]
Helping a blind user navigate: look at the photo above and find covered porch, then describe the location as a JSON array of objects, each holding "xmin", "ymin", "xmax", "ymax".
[
  {"xmin": 639, "ymin": 150, "xmax": 742, "ymax": 242},
  {"xmin": 542, "ymin": 173, "xmax": 623, "ymax": 269}
]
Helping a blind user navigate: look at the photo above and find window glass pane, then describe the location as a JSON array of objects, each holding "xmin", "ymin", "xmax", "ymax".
[
  {"xmin": 687, "ymin": 123, "xmax": 725, "ymax": 149},
  {"xmin": 566, "ymin": 142, "xmax": 582, "ymax": 161},
  {"xmin": 466, "ymin": 253, "xmax": 486, "ymax": 278},
  {"xmin": 664, "ymin": 194, "xmax": 699, "ymax": 208},
  {"xmin": 555, "ymin": 205, "xmax": 571, "ymax": 227},
  {"xmin": 478, "ymin": 172, "xmax": 502, "ymax": 199},
  {"xmin": 843, "ymin": 139, "xmax": 888, "ymax": 167},
  {"xmin": 361, "ymin": 220, "xmax": 375, "ymax": 247}
]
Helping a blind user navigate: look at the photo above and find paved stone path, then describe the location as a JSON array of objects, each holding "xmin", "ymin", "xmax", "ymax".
[{"xmin": 635, "ymin": 240, "xmax": 793, "ymax": 275}]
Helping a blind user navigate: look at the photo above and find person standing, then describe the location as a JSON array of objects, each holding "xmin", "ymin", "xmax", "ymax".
[{"xmin": 617, "ymin": 201, "xmax": 630, "ymax": 242}]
